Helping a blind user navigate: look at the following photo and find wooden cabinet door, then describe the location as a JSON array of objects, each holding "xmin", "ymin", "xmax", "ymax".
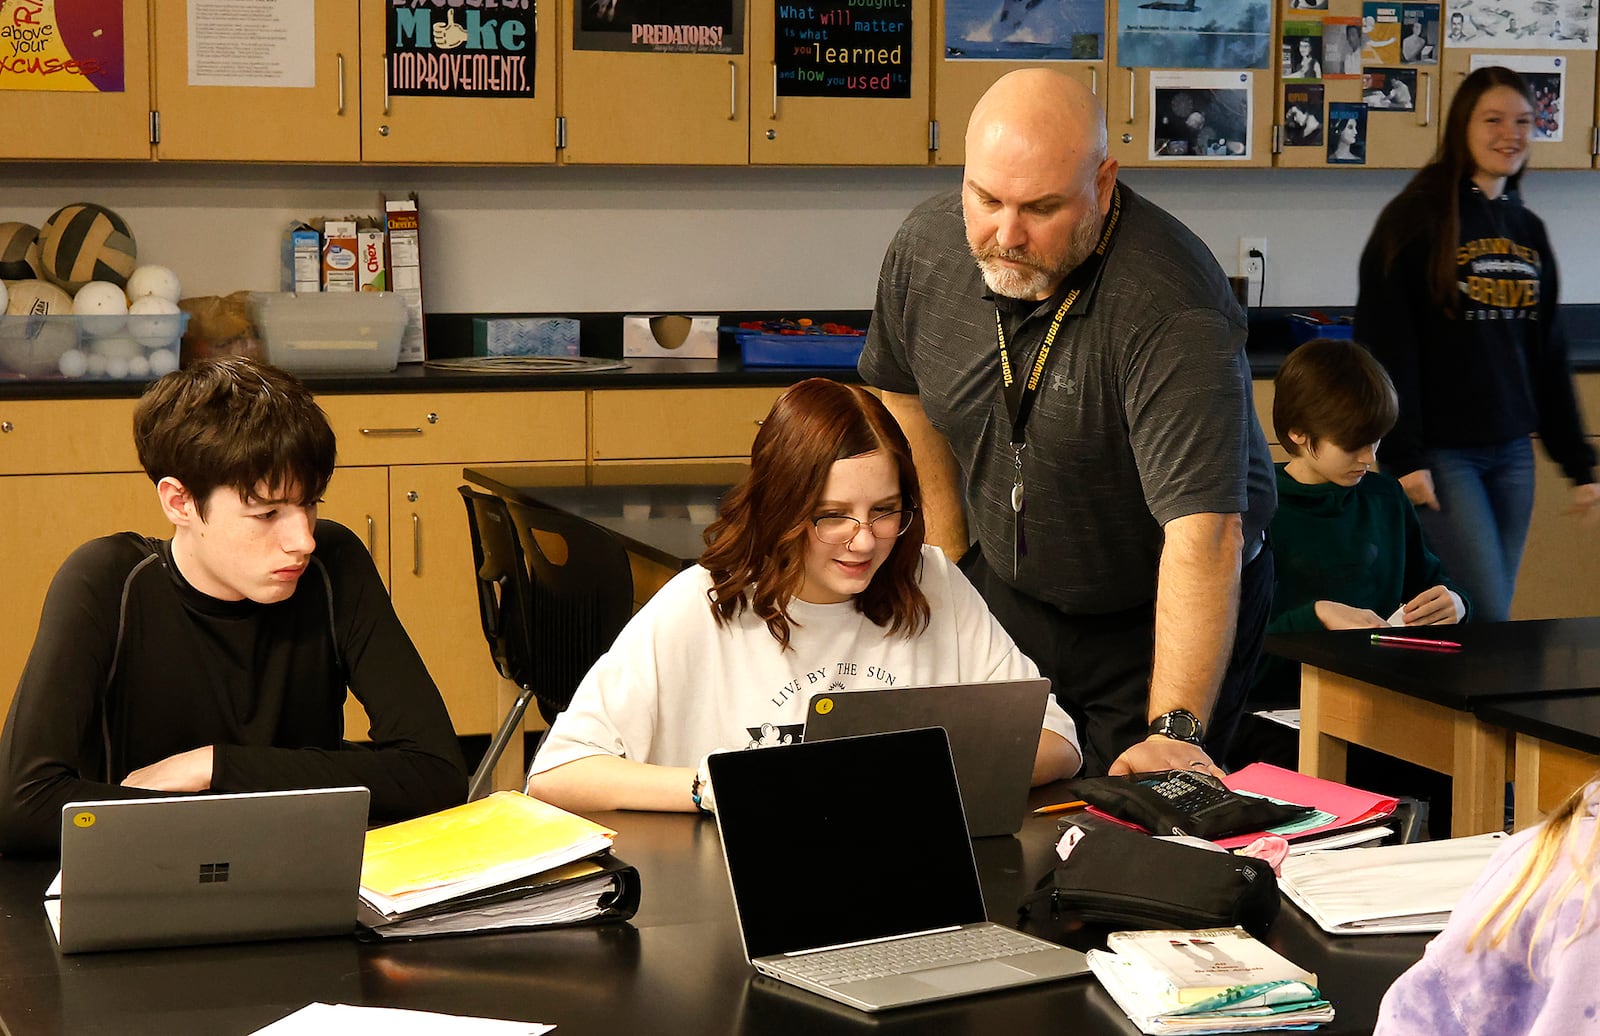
[
  {"xmin": 388, "ymin": 463, "xmax": 504, "ymax": 737},
  {"xmin": 359, "ymin": 0, "xmax": 557, "ymax": 164},
  {"xmin": 591, "ymin": 386, "xmax": 787, "ymax": 460},
  {"xmin": 559, "ymin": 7, "xmax": 749, "ymax": 164},
  {"xmin": 1275, "ymin": 1, "xmax": 1442, "ymax": 169},
  {"xmin": 0, "ymin": 472, "xmax": 166, "ymax": 730},
  {"xmin": 1513, "ymin": 374, "xmax": 1600, "ymax": 619},
  {"xmin": 0, "ymin": 0, "xmax": 152, "ymax": 159},
  {"xmin": 1440, "ymin": 48, "xmax": 1596, "ymax": 170},
  {"xmin": 319, "ymin": 464, "xmax": 391, "ymax": 588},
  {"xmin": 152, "ymin": 1, "xmax": 359, "ymax": 161},
  {"xmin": 931, "ymin": 0, "xmax": 1107, "ymax": 167},
  {"xmin": 316, "ymin": 464, "xmax": 391, "ymax": 738},
  {"xmin": 749, "ymin": 0, "xmax": 932, "ymax": 165},
  {"xmin": 1105, "ymin": 0, "xmax": 1276, "ymax": 171}
]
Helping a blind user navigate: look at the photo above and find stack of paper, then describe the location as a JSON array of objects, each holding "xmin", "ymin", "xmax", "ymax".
[
  {"xmin": 251, "ymin": 1002, "xmax": 553, "ymax": 1034},
  {"xmin": 1279, "ymin": 831, "xmax": 1506, "ymax": 934},
  {"xmin": 358, "ymin": 791, "xmax": 639, "ymax": 939},
  {"xmin": 1216, "ymin": 763, "xmax": 1399, "ymax": 850},
  {"xmin": 1088, "ymin": 926, "xmax": 1333, "ymax": 1034}
]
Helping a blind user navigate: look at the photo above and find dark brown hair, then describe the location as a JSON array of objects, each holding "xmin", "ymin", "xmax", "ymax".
[
  {"xmin": 700, "ymin": 378, "xmax": 929, "ymax": 649},
  {"xmin": 1274, "ymin": 338, "xmax": 1398, "ymax": 454},
  {"xmin": 1370, "ymin": 66, "xmax": 1535, "ymax": 314},
  {"xmin": 133, "ymin": 355, "xmax": 336, "ymax": 517}
]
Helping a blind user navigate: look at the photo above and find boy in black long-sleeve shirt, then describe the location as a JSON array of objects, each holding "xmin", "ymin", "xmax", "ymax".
[{"xmin": 0, "ymin": 357, "xmax": 467, "ymax": 855}]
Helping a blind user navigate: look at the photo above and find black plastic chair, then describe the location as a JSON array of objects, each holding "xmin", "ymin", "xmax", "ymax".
[
  {"xmin": 459, "ymin": 486, "xmax": 539, "ymax": 801},
  {"xmin": 503, "ymin": 496, "xmax": 634, "ymax": 722},
  {"xmin": 458, "ymin": 486, "xmax": 636, "ymax": 801}
]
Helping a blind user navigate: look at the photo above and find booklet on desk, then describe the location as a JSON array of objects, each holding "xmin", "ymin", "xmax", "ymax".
[
  {"xmin": 1088, "ymin": 926, "xmax": 1332, "ymax": 1034},
  {"xmin": 1215, "ymin": 763, "xmax": 1398, "ymax": 850},
  {"xmin": 358, "ymin": 791, "xmax": 619, "ymax": 923}
]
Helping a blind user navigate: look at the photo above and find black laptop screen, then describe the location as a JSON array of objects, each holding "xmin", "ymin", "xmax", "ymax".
[{"xmin": 710, "ymin": 727, "xmax": 989, "ymax": 960}]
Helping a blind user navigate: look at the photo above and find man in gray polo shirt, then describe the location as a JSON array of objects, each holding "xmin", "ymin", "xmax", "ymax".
[{"xmin": 860, "ymin": 69, "xmax": 1275, "ymax": 778}]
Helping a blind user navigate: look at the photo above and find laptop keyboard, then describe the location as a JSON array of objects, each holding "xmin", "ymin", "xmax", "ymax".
[{"xmin": 781, "ymin": 926, "xmax": 1051, "ymax": 987}]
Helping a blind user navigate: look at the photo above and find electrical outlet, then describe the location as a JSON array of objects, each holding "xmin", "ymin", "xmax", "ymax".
[{"xmin": 1238, "ymin": 237, "xmax": 1267, "ymax": 282}]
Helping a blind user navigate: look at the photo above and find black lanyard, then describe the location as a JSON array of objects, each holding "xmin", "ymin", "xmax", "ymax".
[{"xmin": 996, "ymin": 184, "xmax": 1123, "ymax": 447}]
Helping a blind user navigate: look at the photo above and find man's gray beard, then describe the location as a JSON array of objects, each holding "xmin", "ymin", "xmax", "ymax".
[{"xmin": 971, "ymin": 207, "xmax": 1102, "ymax": 300}]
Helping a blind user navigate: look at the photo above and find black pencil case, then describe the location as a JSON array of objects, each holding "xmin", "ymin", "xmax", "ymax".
[{"xmin": 1019, "ymin": 815, "xmax": 1280, "ymax": 937}]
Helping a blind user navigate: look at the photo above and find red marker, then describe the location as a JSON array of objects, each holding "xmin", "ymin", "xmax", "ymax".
[{"xmin": 1371, "ymin": 633, "xmax": 1461, "ymax": 651}]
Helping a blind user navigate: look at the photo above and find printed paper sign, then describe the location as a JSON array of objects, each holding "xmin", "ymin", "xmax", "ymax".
[
  {"xmin": 777, "ymin": 1, "xmax": 912, "ymax": 98},
  {"xmin": 573, "ymin": 0, "xmax": 742, "ymax": 54}
]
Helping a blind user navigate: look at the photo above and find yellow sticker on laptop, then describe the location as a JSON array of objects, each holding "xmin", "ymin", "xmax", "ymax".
[
  {"xmin": 813, "ymin": 697, "xmax": 834, "ymax": 715},
  {"xmin": 72, "ymin": 811, "xmax": 96, "ymax": 828}
]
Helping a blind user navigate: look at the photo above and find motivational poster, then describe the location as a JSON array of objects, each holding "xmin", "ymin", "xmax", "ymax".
[
  {"xmin": 776, "ymin": 0, "xmax": 913, "ymax": 99},
  {"xmin": 387, "ymin": 0, "xmax": 535, "ymax": 98}
]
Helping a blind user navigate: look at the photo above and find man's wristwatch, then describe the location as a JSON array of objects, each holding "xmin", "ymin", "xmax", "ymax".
[{"xmin": 1147, "ymin": 709, "xmax": 1205, "ymax": 745}]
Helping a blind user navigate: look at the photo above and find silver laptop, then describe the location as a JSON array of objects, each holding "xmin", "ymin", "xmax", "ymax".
[
  {"xmin": 803, "ymin": 678, "xmax": 1051, "ymax": 837},
  {"xmin": 709, "ymin": 727, "xmax": 1089, "ymax": 1012},
  {"xmin": 48, "ymin": 786, "xmax": 370, "ymax": 953}
]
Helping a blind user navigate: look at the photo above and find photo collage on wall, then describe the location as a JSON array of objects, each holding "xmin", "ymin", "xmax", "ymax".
[{"xmin": 1281, "ymin": 0, "xmax": 1441, "ymax": 164}]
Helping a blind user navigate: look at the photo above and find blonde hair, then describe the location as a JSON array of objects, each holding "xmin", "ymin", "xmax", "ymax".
[{"xmin": 1468, "ymin": 778, "xmax": 1600, "ymax": 979}]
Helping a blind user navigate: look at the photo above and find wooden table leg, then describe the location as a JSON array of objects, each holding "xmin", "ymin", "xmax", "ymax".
[
  {"xmin": 1450, "ymin": 712, "xmax": 1508, "ymax": 837},
  {"xmin": 1298, "ymin": 664, "xmax": 1348, "ymax": 782}
]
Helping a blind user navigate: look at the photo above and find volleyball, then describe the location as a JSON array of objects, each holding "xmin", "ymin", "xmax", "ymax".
[
  {"xmin": 37, "ymin": 203, "xmax": 138, "ymax": 293},
  {"xmin": 0, "ymin": 222, "xmax": 41, "ymax": 280}
]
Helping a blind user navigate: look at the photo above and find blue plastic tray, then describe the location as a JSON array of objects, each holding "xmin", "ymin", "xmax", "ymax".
[{"xmin": 733, "ymin": 330, "xmax": 865, "ymax": 368}]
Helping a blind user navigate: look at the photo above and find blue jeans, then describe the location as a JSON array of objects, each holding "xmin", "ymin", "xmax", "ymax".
[{"xmin": 1416, "ymin": 438, "xmax": 1536, "ymax": 623}]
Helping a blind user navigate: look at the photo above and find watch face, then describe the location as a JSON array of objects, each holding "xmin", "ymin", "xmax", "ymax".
[{"xmin": 1154, "ymin": 711, "xmax": 1202, "ymax": 742}]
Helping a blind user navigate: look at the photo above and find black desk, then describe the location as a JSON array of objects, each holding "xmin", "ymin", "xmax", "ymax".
[
  {"xmin": 1268, "ymin": 618, "xmax": 1600, "ymax": 836},
  {"xmin": 0, "ymin": 799, "xmax": 1426, "ymax": 1035},
  {"xmin": 464, "ymin": 464, "xmax": 743, "ymax": 576}
]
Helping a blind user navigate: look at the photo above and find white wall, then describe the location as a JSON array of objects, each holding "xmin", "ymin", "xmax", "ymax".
[{"xmin": 4, "ymin": 163, "xmax": 1599, "ymax": 311}]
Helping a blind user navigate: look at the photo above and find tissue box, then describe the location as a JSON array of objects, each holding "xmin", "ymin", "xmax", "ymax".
[
  {"xmin": 623, "ymin": 314, "xmax": 718, "ymax": 359},
  {"xmin": 472, "ymin": 317, "xmax": 580, "ymax": 357}
]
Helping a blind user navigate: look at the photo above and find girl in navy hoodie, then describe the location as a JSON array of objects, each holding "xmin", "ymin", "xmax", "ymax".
[{"xmin": 1355, "ymin": 66, "xmax": 1597, "ymax": 623}]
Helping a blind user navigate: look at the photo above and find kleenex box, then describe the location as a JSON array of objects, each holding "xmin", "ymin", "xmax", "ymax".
[
  {"xmin": 472, "ymin": 317, "xmax": 581, "ymax": 357},
  {"xmin": 623, "ymin": 314, "xmax": 719, "ymax": 359}
]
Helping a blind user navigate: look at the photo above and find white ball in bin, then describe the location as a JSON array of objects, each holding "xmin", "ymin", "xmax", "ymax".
[
  {"xmin": 149, "ymin": 348, "xmax": 179, "ymax": 376},
  {"xmin": 58, "ymin": 349, "xmax": 88, "ymax": 378},
  {"xmin": 127, "ymin": 295, "xmax": 181, "ymax": 348},
  {"xmin": 125, "ymin": 265, "xmax": 181, "ymax": 304},
  {"xmin": 91, "ymin": 335, "xmax": 141, "ymax": 360},
  {"xmin": 127, "ymin": 354, "xmax": 151, "ymax": 379},
  {"xmin": 73, "ymin": 281, "xmax": 130, "ymax": 336},
  {"xmin": 105, "ymin": 355, "xmax": 130, "ymax": 379},
  {"xmin": 84, "ymin": 352, "xmax": 108, "ymax": 377}
]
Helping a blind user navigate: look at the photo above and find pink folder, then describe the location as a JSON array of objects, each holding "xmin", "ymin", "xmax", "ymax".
[{"xmin": 1215, "ymin": 763, "xmax": 1399, "ymax": 850}]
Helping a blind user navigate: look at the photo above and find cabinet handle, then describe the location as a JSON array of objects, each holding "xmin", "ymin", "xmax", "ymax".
[
  {"xmin": 384, "ymin": 56, "xmax": 392, "ymax": 116},
  {"xmin": 365, "ymin": 515, "xmax": 376, "ymax": 556},
  {"xmin": 359, "ymin": 426, "xmax": 424, "ymax": 436},
  {"xmin": 1126, "ymin": 69, "xmax": 1136, "ymax": 125},
  {"xmin": 0, "ymin": 421, "xmax": 12, "ymax": 433},
  {"xmin": 1090, "ymin": 67, "xmax": 1098, "ymax": 96},
  {"xmin": 771, "ymin": 63, "xmax": 778, "ymax": 120},
  {"xmin": 412, "ymin": 512, "xmax": 422, "ymax": 577},
  {"xmin": 1419, "ymin": 71, "xmax": 1431, "ymax": 128},
  {"xmin": 729, "ymin": 61, "xmax": 738, "ymax": 121},
  {"xmin": 337, "ymin": 53, "xmax": 346, "ymax": 116}
]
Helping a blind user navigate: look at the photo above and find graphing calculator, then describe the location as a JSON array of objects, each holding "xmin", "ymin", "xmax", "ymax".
[{"xmin": 1136, "ymin": 771, "xmax": 1240, "ymax": 821}]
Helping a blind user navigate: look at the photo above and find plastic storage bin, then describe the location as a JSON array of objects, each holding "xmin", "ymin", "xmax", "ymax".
[
  {"xmin": 254, "ymin": 292, "xmax": 408, "ymax": 373},
  {"xmin": 731, "ymin": 329, "xmax": 866, "ymax": 368},
  {"xmin": 1288, "ymin": 314, "xmax": 1355, "ymax": 346},
  {"xmin": 0, "ymin": 312, "xmax": 188, "ymax": 380}
]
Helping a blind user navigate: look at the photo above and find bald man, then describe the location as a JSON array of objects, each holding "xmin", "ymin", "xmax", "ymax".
[{"xmin": 859, "ymin": 70, "xmax": 1276, "ymax": 778}]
